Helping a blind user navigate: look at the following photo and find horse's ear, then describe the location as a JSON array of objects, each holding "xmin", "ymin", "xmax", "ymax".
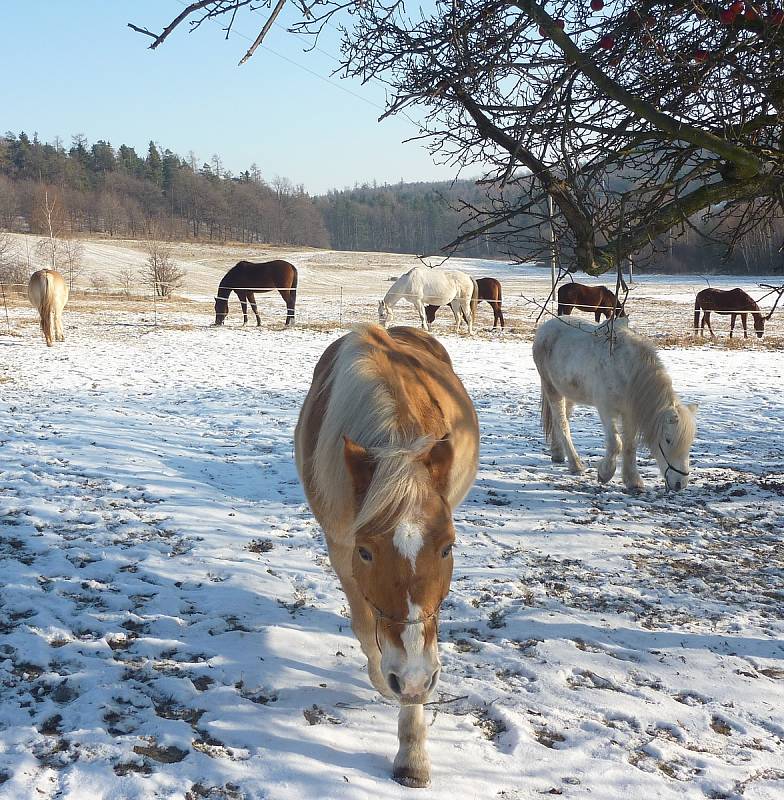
[
  {"xmin": 686, "ymin": 402, "xmax": 699, "ymax": 416},
  {"xmin": 417, "ymin": 434, "xmax": 453, "ymax": 495},
  {"xmin": 343, "ymin": 436, "xmax": 376, "ymax": 500}
]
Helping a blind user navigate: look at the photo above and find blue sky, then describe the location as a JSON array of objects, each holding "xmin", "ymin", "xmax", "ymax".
[{"xmin": 2, "ymin": 1, "xmax": 460, "ymax": 194}]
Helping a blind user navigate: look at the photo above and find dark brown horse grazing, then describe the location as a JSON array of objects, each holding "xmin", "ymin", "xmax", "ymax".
[
  {"xmin": 557, "ymin": 282, "xmax": 626, "ymax": 321},
  {"xmin": 214, "ymin": 260, "xmax": 297, "ymax": 327},
  {"xmin": 694, "ymin": 287, "xmax": 765, "ymax": 338},
  {"xmin": 425, "ymin": 276, "xmax": 505, "ymax": 329}
]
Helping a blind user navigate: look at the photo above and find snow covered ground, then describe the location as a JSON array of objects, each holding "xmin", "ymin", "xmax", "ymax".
[{"xmin": 1, "ymin": 248, "xmax": 783, "ymax": 800}]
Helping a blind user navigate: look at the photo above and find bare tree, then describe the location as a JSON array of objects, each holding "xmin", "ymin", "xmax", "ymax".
[
  {"xmin": 0, "ymin": 233, "xmax": 27, "ymax": 294},
  {"xmin": 116, "ymin": 266, "xmax": 136, "ymax": 297},
  {"xmin": 141, "ymin": 238, "xmax": 186, "ymax": 298},
  {"xmin": 60, "ymin": 237, "xmax": 85, "ymax": 291},
  {"xmin": 129, "ymin": 0, "xmax": 784, "ymax": 275},
  {"xmin": 33, "ymin": 187, "xmax": 66, "ymax": 269}
]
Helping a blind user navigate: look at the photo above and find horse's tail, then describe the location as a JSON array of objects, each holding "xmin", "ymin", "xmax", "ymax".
[
  {"xmin": 32, "ymin": 272, "xmax": 57, "ymax": 346},
  {"xmin": 470, "ymin": 278, "xmax": 478, "ymax": 324},
  {"xmin": 540, "ymin": 386, "xmax": 553, "ymax": 443}
]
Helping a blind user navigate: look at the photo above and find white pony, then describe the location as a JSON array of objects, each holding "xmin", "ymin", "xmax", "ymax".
[
  {"xmin": 27, "ymin": 269, "xmax": 69, "ymax": 347},
  {"xmin": 533, "ymin": 316, "xmax": 697, "ymax": 491},
  {"xmin": 378, "ymin": 266, "xmax": 477, "ymax": 334}
]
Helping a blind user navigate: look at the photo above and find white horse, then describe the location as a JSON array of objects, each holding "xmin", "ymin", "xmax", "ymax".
[
  {"xmin": 533, "ymin": 316, "xmax": 698, "ymax": 491},
  {"xmin": 27, "ymin": 269, "xmax": 69, "ymax": 347},
  {"xmin": 378, "ymin": 266, "xmax": 477, "ymax": 334}
]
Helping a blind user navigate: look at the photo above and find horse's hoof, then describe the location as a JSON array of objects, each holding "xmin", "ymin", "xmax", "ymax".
[
  {"xmin": 569, "ymin": 460, "xmax": 586, "ymax": 474},
  {"xmin": 550, "ymin": 453, "xmax": 566, "ymax": 464},
  {"xmin": 597, "ymin": 462, "xmax": 616, "ymax": 483},
  {"xmin": 393, "ymin": 767, "xmax": 430, "ymax": 789}
]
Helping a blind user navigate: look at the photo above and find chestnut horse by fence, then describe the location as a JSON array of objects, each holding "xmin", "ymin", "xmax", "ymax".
[
  {"xmin": 693, "ymin": 287, "xmax": 765, "ymax": 338},
  {"xmin": 557, "ymin": 282, "xmax": 625, "ymax": 321},
  {"xmin": 426, "ymin": 276, "xmax": 505, "ymax": 330},
  {"xmin": 213, "ymin": 260, "xmax": 297, "ymax": 326},
  {"xmin": 295, "ymin": 324, "xmax": 479, "ymax": 787},
  {"xmin": 27, "ymin": 269, "xmax": 69, "ymax": 347}
]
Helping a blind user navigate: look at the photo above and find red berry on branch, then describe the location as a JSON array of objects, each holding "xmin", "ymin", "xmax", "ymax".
[
  {"xmin": 729, "ymin": 1, "xmax": 744, "ymax": 12},
  {"xmin": 599, "ymin": 34, "xmax": 615, "ymax": 49},
  {"xmin": 744, "ymin": 7, "xmax": 759, "ymax": 20},
  {"xmin": 719, "ymin": 8, "xmax": 737, "ymax": 23},
  {"xmin": 590, "ymin": 0, "xmax": 604, "ymax": 10},
  {"xmin": 555, "ymin": 18, "xmax": 566, "ymax": 29},
  {"xmin": 694, "ymin": 49, "xmax": 709, "ymax": 62},
  {"xmin": 771, "ymin": 8, "xmax": 784, "ymax": 24}
]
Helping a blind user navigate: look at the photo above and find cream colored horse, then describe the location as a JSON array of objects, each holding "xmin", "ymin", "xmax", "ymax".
[
  {"xmin": 533, "ymin": 316, "xmax": 697, "ymax": 491},
  {"xmin": 378, "ymin": 266, "xmax": 477, "ymax": 334},
  {"xmin": 27, "ymin": 269, "xmax": 68, "ymax": 347},
  {"xmin": 295, "ymin": 325, "xmax": 479, "ymax": 787}
]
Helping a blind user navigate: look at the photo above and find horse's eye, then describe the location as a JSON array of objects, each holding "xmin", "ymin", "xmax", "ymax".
[
  {"xmin": 441, "ymin": 544, "xmax": 453, "ymax": 559},
  {"xmin": 358, "ymin": 547, "xmax": 373, "ymax": 563}
]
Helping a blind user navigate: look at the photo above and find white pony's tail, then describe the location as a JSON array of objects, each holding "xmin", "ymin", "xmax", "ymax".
[
  {"xmin": 34, "ymin": 272, "xmax": 56, "ymax": 347},
  {"xmin": 540, "ymin": 385, "xmax": 553, "ymax": 442}
]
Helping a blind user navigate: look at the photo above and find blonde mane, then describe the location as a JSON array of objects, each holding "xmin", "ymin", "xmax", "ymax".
[
  {"xmin": 311, "ymin": 327, "xmax": 443, "ymax": 533},
  {"xmin": 621, "ymin": 329, "xmax": 695, "ymax": 454}
]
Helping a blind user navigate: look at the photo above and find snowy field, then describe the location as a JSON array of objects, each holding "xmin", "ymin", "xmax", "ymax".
[{"xmin": 1, "ymin": 245, "xmax": 783, "ymax": 800}]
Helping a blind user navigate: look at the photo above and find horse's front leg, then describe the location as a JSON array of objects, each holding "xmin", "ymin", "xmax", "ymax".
[
  {"xmin": 393, "ymin": 704, "xmax": 430, "ymax": 788},
  {"xmin": 597, "ymin": 409, "xmax": 621, "ymax": 484},
  {"xmin": 449, "ymin": 300, "xmax": 461, "ymax": 333},
  {"xmin": 238, "ymin": 293, "xmax": 249, "ymax": 326},
  {"xmin": 621, "ymin": 416, "xmax": 644, "ymax": 491},
  {"xmin": 414, "ymin": 301, "xmax": 430, "ymax": 331}
]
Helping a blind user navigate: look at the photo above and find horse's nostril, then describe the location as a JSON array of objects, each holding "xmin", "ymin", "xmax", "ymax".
[{"xmin": 388, "ymin": 673, "xmax": 401, "ymax": 695}]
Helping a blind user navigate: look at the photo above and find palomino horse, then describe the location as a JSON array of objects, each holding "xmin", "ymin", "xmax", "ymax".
[
  {"xmin": 295, "ymin": 325, "xmax": 479, "ymax": 787},
  {"xmin": 27, "ymin": 269, "xmax": 69, "ymax": 347},
  {"xmin": 214, "ymin": 260, "xmax": 297, "ymax": 327},
  {"xmin": 533, "ymin": 317, "xmax": 697, "ymax": 491},
  {"xmin": 378, "ymin": 266, "xmax": 477, "ymax": 334},
  {"xmin": 693, "ymin": 287, "xmax": 765, "ymax": 338},
  {"xmin": 557, "ymin": 282, "xmax": 626, "ymax": 321},
  {"xmin": 426, "ymin": 276, "xmax": 505, "ymax": 330}
]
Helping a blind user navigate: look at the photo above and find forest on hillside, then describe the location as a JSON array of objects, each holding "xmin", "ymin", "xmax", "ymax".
[{"xmin": 0, "ymin": 131, "xmax": 781, "ymax": 275}]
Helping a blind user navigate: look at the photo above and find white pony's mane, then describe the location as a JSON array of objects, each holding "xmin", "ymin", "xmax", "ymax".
[
  {"xmin": 311, "ymin": 329, "xmax": 437, "ymax": 533},
  {"xmin": 619, "ymin": 327, "xmax": 694, "ymax": 452}
]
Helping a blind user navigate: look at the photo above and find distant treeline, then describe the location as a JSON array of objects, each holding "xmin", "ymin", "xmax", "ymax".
[{"xmin": 0, "ymin": 131, "xmax": 780, "ymax": 273}]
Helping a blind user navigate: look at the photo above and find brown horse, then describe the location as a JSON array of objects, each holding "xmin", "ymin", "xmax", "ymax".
[
  {"xmin": 214, "ymin": 260, "xmax": 297, "ymax": 326},
  {"xmin": 295, "ymin": 325, "xmax": 479, "ymax": 787},
  {"xmin": 694, "ymin": 287, "xmax": 765, "ymax": 338},
  {"xmin": 557, "ymin": 282, "xmax": 625, "ymax": 321},
  {"xmin": 425, "ymin": 276, "xmax": 505, "ymax": 329},
  {"xmin": 27, "ymin": 269, "xmax": 68, "ymax": 346}
]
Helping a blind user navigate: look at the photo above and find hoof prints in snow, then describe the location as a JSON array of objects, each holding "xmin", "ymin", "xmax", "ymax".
[{"xmin": 0, "ymin": 317, "xmax": 782, "ymax": 799}]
